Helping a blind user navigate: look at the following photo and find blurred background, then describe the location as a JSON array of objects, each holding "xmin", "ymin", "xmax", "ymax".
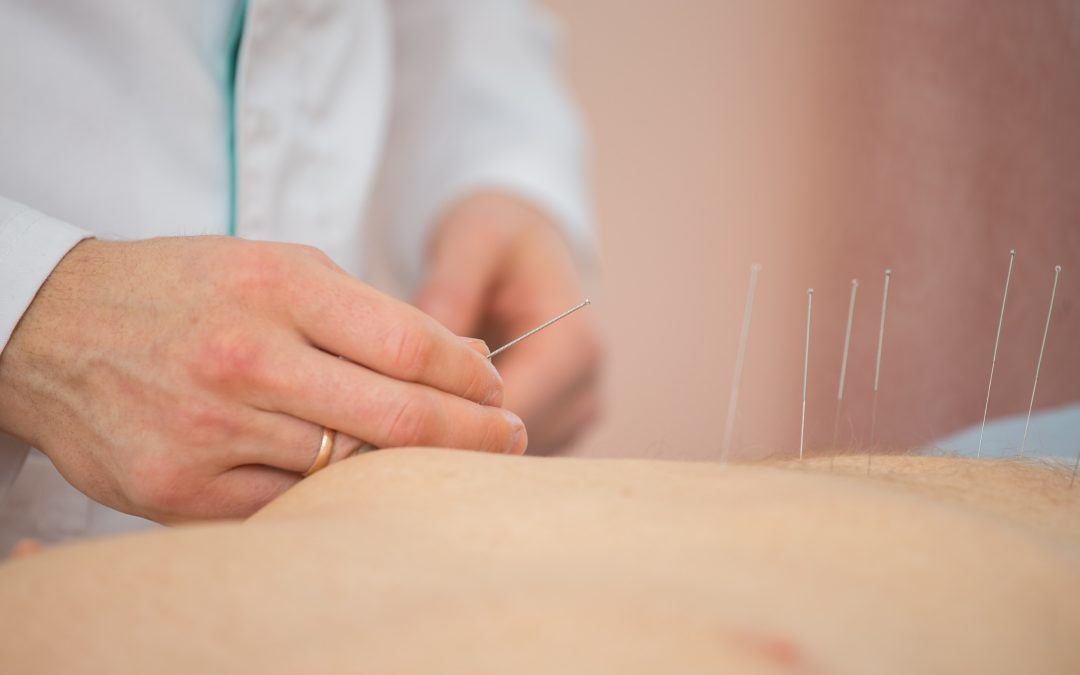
[{"xmin": 543, "ymin": 0, "xmax": 1080, "ymax": 460}]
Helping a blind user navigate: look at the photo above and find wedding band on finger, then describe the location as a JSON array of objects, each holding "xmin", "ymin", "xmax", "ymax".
[{"xmin": 302, "ymin": 427, "xmax": 337, "ymax": 477}]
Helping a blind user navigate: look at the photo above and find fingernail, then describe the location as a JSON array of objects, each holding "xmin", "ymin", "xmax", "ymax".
[
  {"xmin": 481, "ymin": 360, "xmax": 504, "ymax": 406},
  {"xmin": 482, "ymin": 384, "xmax": 504, "ymax": 407},
  {"xmin": 512, "ymin": 426, "xmax": 527, "ymax": 455},
  {"xmin": 460, "ymin": 336, "xmax": 490, "ymax": 357},
  {"xmin": 503, "ymin": 412, "xmax": 528, "ymax": 455}
]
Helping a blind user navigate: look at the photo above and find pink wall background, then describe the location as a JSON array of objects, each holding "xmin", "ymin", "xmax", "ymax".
[{"xmin": 544, "ymin": 1, "xmax": 1080, "ymax": 460}]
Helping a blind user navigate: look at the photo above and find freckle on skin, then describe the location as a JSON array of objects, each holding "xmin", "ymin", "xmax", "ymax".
[
  {"xmin": 756, "ymin": 636, "xmax": 802, "ymax": 667},
  {"xmin": 729, "ymin": 630, "xmax": 814, "ymax": 672},
  {"xmin": 11, "ymin": 539, "xmax": 45, "ymax": 558}
]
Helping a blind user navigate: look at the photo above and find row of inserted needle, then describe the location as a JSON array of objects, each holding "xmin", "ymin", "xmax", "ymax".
[{"xmin": 719, "ymin": 253, "xmax": 1070, "ymax": 480}]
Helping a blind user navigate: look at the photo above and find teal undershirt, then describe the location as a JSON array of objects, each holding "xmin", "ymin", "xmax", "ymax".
[{"xmin": 226, "ymin": 0, "xmax": 249, "ymax": 237}]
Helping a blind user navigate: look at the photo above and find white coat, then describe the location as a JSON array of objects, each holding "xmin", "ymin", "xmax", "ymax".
[{"xmin": 0, "ymin": 0, "xmax": 592, "ymax": 545}]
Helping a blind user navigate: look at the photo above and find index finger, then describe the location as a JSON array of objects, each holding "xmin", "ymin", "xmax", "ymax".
[{"xmin": 287, "ymin": 265, "xmax": 504, "ymax": 407}]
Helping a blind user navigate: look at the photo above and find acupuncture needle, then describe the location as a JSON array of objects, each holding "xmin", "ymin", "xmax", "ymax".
[
  {"xmin": 721, "ymin": 263, "xmax": 762, "ymax": 462},
  {"xmin": 977, "ymin": 250, "xmax": 1015, "ymax": 459},
  {"xmin": 1019, "ymin": 266, "xmax": 1061, "ymax": 458},
  {"xmin": 487, "ymin": 299, "xmax": 592, "ymax": 359},
  {"xmin": 350, "ymin": 299, "xmax": 592, "ymax": 456},
  {"xmin": 868, "ymin": 269, "xmax": 892, "ymax": 474},
  {"xmin": 799, "ymin": 288, "xmax": 814, "ymax": 461},
  {"xmin": 831, "ymin": 279, "xmax": 859, "ymax": 471}
]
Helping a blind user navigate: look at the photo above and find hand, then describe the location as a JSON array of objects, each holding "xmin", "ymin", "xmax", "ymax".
[
  {"xmin": 415, "ymin": 191, "xmax": 604, "ymax": 453},
  {"xmin": 0, "ymin": 236, "xmax": 525, "ymax": 522}
]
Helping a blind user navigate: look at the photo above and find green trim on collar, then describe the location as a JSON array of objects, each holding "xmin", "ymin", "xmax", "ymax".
[{"xmin": 226, "ymin": 0, "xmax": 248, "ymax": 237}]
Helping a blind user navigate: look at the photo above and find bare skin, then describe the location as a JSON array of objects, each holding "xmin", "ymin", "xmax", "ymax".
[
  {"xmin": 0, "ymin": 236, "xmax": 524, "ymax": 522},
  {"xmin": 0, "ymin": 449, "xmax": 1076, "ymax": 674},
  {"xmin": 0, "ymin": 192, "xmax": 601, "ymax": 525}
]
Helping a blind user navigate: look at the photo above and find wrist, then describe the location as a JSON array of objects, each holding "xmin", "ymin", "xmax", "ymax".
[{"xmin": 0, "ymin": 238, "xmax": 104, "ymax": 445}]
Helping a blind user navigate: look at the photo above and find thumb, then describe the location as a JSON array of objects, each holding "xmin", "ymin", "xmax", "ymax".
[{"xmin": 414, "ymin": 220, "xmax": 509, "ymax": 336}]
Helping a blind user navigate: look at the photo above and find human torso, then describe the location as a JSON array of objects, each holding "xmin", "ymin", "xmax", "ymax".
[{"xmin": 1, "ymin": 448, "xmax": 1077, "ymax": 674}]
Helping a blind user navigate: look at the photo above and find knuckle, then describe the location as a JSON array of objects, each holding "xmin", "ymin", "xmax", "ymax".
[
  {"xmin": 380, "ymin": 393, "xmax": 436, "ymax": 447},
  {"xmin": 171, "ymin": 398, "xmax": 242, "ymax": 448},
  {"xmin": 214, "ymin": 242, "xmax": 284, "ymax": 299},
  {"xmin": 384, "ymin": 323, "xmax": 436, "ymax": 381},
  {"xmin": 296, "ymin": 244, "xmax": 335, "ymax": 268},
  {"xmin": 190, "ymin": 329, "xmax": 266, "ymax": 388}
]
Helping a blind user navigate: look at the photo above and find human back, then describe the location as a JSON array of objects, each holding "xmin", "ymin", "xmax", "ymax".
[{"xmin": 1, "ymin": 448, "xmax": 1077, "ymax": 674}]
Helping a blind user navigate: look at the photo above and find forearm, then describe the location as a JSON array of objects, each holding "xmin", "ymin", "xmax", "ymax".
[{"xmin": 0, "ymin": 199, "xmax": 91, "ymax": 502}]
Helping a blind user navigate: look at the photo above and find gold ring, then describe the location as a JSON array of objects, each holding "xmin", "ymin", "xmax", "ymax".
[{"xmin": 303, "ymin": 427, "xmax": 336, "ymax": 477}]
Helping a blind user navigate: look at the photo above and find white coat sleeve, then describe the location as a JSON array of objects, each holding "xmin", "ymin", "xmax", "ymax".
[
  {"xmin": 0, "ymin": 195, "xmax": 91, "ymax": 355},
  {"xmin": 378, "ymin": 0, "xmax": 595, "ymax": 291}
]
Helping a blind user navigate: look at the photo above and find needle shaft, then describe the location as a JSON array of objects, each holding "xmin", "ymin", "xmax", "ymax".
[
  {"xmin": 1019, "ymin": 266, "xmax": 1061, "ymax": 457},
  {"xmin": 488, "ymin": 299, "xmax": 592, "ymax": 359},
  {"xmin": 721, "ymin": 264, "xmax": 762, "ymax": 462},
  {"xmin": 977, "ymin": 250, "xmax": 1016, "ymax": 458},
  {"xmin": 800, "ymin": 288, "xmax": 814, "ymax": 461}
]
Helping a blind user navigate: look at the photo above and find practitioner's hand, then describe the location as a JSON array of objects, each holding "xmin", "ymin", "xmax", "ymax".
[
  {"xmin": 415, "ymin": 191, "xmax": 603, "ymax": 454},
  {"xmin": 0, "ymin": 237, "xmax": 524, "ymax": 522}
]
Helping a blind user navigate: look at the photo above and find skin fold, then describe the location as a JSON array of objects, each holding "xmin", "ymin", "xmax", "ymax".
[{"xmin": 0, "ymin": 448, "xmax": 1077, "ymax": 674}]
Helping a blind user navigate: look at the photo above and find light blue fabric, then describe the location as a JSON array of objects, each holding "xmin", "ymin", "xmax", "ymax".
[{"xmin": 927, "ymin": 402, "xmax": 1080, "ymax": 461}]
